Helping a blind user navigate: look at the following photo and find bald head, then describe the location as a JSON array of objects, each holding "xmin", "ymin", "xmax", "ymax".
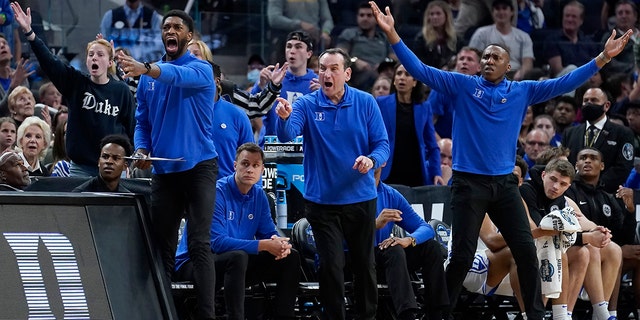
[{"xmin": 439, "ymin": 138, "xmax": 453, "ymax": 167}]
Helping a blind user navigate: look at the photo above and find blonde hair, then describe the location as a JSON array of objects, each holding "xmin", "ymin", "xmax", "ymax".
[
  {"xmin": 86, "ymin": 39, "xmax": 115, "ymax": 75},
  {"xmin": 188, "ymin": 40, "xmax": 214, "ymax": 63},
  {"xmin": 17, "ymin": 116, "xmax": 51, "ymax": 160},
  {"xmin": 421, "ymin": 1, "xmax": 457, "ymax": 52},
  {"xmin": 8, "ymin": 86, "xmax": 36, "ymax": 117}
]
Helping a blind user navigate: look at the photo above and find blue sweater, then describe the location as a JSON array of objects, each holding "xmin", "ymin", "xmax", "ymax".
[
  {"xmin": 375, "ymin": 182, "xmax": 435, "ymax": 245},
  {"xmin": 277, "ymin": 84, "xmax": 389, "ymax": 205},
  {"xmin": 426, "ymin": 90, "xmax": 453, "ymax": 139},
  {"xmin": 376, "ymin": 93, "xmax": 441, "ymax": 185},
  {"xmin": 213, "ymin": 99, "xmax": 255, "ymax": 178},
  {"xmin": 134, "ymin": 52, "xmax": 217, "ymax": 174},
  {"xmin": 252, "ymin": 69, "xmax": 318, "ymax": 137},
  {"xmin": 174, "ymin": 174, "xmax": 277, "ymax": 271},
  {"xmin": 392, "ymin": 40, "xmax": 600, "ymax": 175}
]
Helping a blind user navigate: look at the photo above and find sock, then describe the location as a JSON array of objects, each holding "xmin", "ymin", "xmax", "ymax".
[
  {"xmin": 552, "ymin": 304, "xmax": 568, "ymax": 320},
  {"xmin": 520, "ymin": 312, "xmax": 528, "ymax": 320},
  {"xmin": 592, "ymin": 301, "xmax": 610, "ymax": 320},
  {"xmin": 609, "ymin": 310, "xmax": 617, "ymax": 316},
  {"xmin": 567, "ymin": 311, "xmax": 572, "ymax": 319}
]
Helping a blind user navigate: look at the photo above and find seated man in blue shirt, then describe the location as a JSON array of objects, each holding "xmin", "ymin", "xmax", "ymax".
[
  {"xmin": 174, "ymin": 142, "xmax": 299, "ymax": 320},
  {"xmin": 373, "ymin": 165, "xmax": 448, "ymax": 320}
]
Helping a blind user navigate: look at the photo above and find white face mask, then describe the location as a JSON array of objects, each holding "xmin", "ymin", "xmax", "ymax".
[{"xmin": 247, "ymin": 69, "xmax": 261, "ymax": 83}]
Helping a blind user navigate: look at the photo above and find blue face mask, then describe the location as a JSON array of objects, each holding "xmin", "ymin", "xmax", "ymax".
[{"xmin": 247, "ymin": 69, "xmax": 261, "ymax": 83}]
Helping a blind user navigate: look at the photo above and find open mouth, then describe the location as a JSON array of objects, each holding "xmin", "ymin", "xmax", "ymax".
[
  {"xmin": 166, "ymin": 38, "xmax": 178, "ymax": 53},
  {"xmin": 324, "ymin": 81, "xmax": 333, "ymax": 88},
  {"xmin": 91, "ymin": 63, "xmax": 99, "ymax": 70}
]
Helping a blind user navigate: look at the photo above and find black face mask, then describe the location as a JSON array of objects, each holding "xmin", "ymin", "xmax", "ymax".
[{"xmin": 581, "ymin": 103, "xmax": 605, "ymax": 122}]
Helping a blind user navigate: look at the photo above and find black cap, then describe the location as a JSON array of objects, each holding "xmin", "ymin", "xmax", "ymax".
[
  {"xmin": 247, "ymin": 54, "xmax": 265, "ymax": 66},
  {"xmin": 492, "ymin": 0, "xmax": 513, "ymax": 10},
  {"xmin": 286, "ymin": 30, "xmax": 313, "ymax": 51}
]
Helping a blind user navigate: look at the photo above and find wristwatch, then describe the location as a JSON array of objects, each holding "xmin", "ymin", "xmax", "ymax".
[{"xmin": 143, "ymin": 62, "xmax": 152, "ymax": 74}]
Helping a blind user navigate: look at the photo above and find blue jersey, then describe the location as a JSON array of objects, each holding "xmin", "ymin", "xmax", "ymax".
[{"xmin": 213, "ymin": 99, "xmax": 254, "ymax": 178}]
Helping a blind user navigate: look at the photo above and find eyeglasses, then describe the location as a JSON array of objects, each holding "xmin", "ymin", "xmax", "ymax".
[{"xmin": 526, "ymin": 141, "xmax": 548, "ymax": 146}]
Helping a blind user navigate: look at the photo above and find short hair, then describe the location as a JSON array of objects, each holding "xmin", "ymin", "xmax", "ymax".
[
  {"xmin": 8, "ymin": 86, "xmax": 35, "ymax": 111},
  {"xmin": 17, "ymin": 116, "xmax": 51, "ymax": 160},
  {"xmin": 577, "ymin": 147, "xmax": 603, "ymax": 161},
  {"xmin": 459, "ymin": 46, "xmax": 482, "ymax": 61},
  {"xmin": 515, "ymin": 155, "xmax": 528, "ymax": 179},
  {"xmin": 100, "ymin": 134, "xmax": 133, "ymax": 157},
  {"xmin": 533, "ymin": 114, "xmax": 556, "ymax": 129},
  {"xmin": 163, "ymin": 10, "xmax": 194, "ymax": 32},
  {"xmin": 358, "ymin": 1, "xmax": 371, "ymax": 10},
  {"xmin": 287, "ymin": 30, "xmax": 314, "ymax": 52},
  {"xmin": 492, "ymin": 0, "xmax": 514, "ymax": 10},
  {"xmin": 235, "ymin": 142, "xmax": 264, "ymax": 162},
  {"xmin": 536, "ymin": 146, "xmax": 570, "ymax": 165},
  {"xmin": 319, "ymin": 47, "xmax": 352, "ymax": 70},
  {"xmin": 555, "ymin": 95, "xmax": 578, "ymax": 112},
  {"xmin": 544, "ymin": 158, "xmax": 575, "ymax": 181},
  {"xmin": 484, "ymin": 43, "xmax": 511, "ymax": 59},
  {"xmin": 564, "ymin": 1, "xmax": 585, "ymax": 19}
]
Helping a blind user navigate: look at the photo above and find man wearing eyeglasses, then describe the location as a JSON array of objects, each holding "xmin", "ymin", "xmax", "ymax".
[
  {"xmin": 73, "ymin": 134, "xmax": 131, "ymax": 193},
  {"xmin": 523, "ymin": 128, "xmax": 550, "ymax": 179}
]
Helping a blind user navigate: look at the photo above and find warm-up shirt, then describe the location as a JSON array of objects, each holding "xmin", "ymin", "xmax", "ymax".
[
  {"xmin": 135, "ymin": 52, "xmax": 217, "ymax": 174},
  {"xmin": 392, "ymin": 40, "xmax": 600, "ymax": 176},
  {"xmin": 277, "ymin": 84, "xmax": 389, "ymax": 205},
  {"xmin": 213, "ymin": 99, "xmax": 254, "ymax": 178}
]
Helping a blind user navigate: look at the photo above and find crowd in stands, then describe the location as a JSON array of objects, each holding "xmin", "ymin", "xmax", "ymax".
[{"xmin": 4, "ymin": 0, "xmax": 640, "ymax": 319}]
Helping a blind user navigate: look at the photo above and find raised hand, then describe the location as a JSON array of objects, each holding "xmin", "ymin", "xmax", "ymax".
[
  {"xmin": 10, "ymin": 2, "xmax": 31, "ymax": 33},
  {"xmin": 9, "ymin": 58, "xmax": 34, "ymax": 90},
  {"xmin": 603, "ymin": 29, "xmax": 633, "ymax": 58},
  {"xmin": 369, "ymin": 1, "xmax": 399, "ymax": 44},
  {"xmin": 270, "ymin": 62, "xmax": 290, "ymax": 86}
]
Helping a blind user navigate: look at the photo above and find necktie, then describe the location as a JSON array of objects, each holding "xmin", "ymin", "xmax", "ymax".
[{"xmin": 586, "ymin": 125, "xmax": 598, "ymax": 147}]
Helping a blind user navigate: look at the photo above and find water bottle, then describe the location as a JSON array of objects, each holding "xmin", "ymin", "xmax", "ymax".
[{"xmin": 276, "ymin": 190, "xmax": 287, "ymax": 229}]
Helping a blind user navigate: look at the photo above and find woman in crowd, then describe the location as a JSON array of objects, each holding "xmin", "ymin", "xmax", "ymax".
[
  {"xmin": 533, "ymin": 114, "xmax": 561, "ymax": 147},
  {"xmin": 7, "ymin": 85, "xmax": 44, "ymax": 128},
  {"xmin": 413, "ymin": 1, "xmax": 460, "ymax": 69},
  {"xmin": 13, "ymin": 2, "xmax": 136, "ymax": 177},
  {"xmin": 371, "ymin": 76, "xmax": 392, "ymax": 98},
  {"xmin": 0, "ymin": 150, "xmax": 30, "ymax": 191},
  {"xmin": 49, "ymin": 118, "xmax": 69, "ymax": 177},
  {"xmin": 0, "ymin": 116, "xmax": 16, "ymax": 153},
  {"xmin": 16, "ymin": 116, "xmax": 50, "ymax": 177},
  {"xmin": 38, "ymin": 81, "xmax": 63, "ymax": 110},
  {"xmin": 376, "ymin": 64, "xmax": 442, "ymax": 186}
]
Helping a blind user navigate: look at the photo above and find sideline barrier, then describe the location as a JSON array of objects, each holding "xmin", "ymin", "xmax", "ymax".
[{"xmin": 0, "ymin": 192, "xmax": 176, "ymax": 319}]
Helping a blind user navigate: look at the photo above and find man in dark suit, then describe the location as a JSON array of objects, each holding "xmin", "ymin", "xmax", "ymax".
[{"xmin": 562, "ymin": 87, "xmax": 634, "ymax": 193}]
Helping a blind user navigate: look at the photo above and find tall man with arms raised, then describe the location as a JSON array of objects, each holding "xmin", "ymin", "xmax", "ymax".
[
  {"xmin": 370, "ymin": 2, "xmax": 632, "ymax": 319},
  {"xmin": 115, "ymin": 10, "xmax": 217, "ymax": 319},
  {"xmin": 275, "ymin": 48, "xmax": 389, "ymax": 320}
]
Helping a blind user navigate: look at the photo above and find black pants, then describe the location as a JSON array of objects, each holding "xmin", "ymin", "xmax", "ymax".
[
  {"xmin": 376, "ymin": 239, "xmax": 449, "ymax": 319},
  {"xmin": 446, "ymin": 171, "xmax": 544, "ymax": 320},
  {"xmin": 152, "ymin": 158, "xmax": 218, "ymax": 320},
  {"xmin": 305, "ymin": 199, "xmax": 378, "ymax": 320}
]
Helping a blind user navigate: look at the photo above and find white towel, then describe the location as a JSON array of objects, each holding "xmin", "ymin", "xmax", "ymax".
[{"xmin": 535, "ymin": 206, "xmax": 581, "ymax": 298}]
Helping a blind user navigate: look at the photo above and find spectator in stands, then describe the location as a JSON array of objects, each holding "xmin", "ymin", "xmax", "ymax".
[
  {"xmin": 605, "ymin": 72, "xmax": 640, "ymax": 116},
  {"xmin": 175, "ymin": 143, "xmax": 299, "ymax": 320},
  {"xmin": 626, "ymin": 100, "xmax": 640, "ymax": 156},
  {"xmin": 209, "ymin": 62, "xmax": 254, "ymax": 178},
  {"xmin": 7, "ymin": 85, "xmax": 42, "ymax": 129},
  {"xmin": 523, "ymin": 128, "xmax": 551, "ymax": 174},
  {"xmin": 0, "ymin": 149, "xmax": 29, "ymax": 190},
  {"xmin": 427, "ymin": 46, "xmax": 482, "ymax": 140},
  {"xmin": 412, "ymin": 1, "xmax": 460, "ymax": 69},
  {"xmin": 534, "ymin": 114, "xmax": 561, "ymax": 147},
  {"xmin": 518, "ymin": 106, "xmax": 534, "ymax": 155},
  {"xmin": 562, "ymin": 87, "xmax": 635, "ymax": 193},
  {"xmin": 336, "ymin": 2, "xmax": 394, "ymax": 91},
  {"xmin": 601, "ymin": 0, "xmax": 639, "ymax": 75},
  {"xmin": 186, "ymin": 39, "xmax": 287, "ymax": 120},
  {"xmin": 516, "ymin": 0, "xmax": 545, "ymax": 34},
  {"xmin": 0, "ymin": 32, "xmax": 30, "ymax": 115},
  {"xmin": 543, "ymin": 1, "xmax": 600, "ymax": 77},
  {"xmin": 37, "ymin": 81, "xmax": 63, "ymax": 111},
  {"xmin": 563, "ymin": 148, "xmax": 624, "ymax": 319},
  {"xmin": 113, "ymin": 9, "xmax": 217, "ymax": 319},
  {"xmin": 454, "ymin": 0, "xmax": 517, "ymax": 39},
  {"xmin": 377, "ymin": 63, "xmax": 442, "ymax": 186},
  {"xmin": 48, "ymin": 118, "xmax": 69, "ymax": 177},
  {"xmin": 275, "ymin": 47, "xmax": 389, "ymax": 320},
  {"xmin": 253, "ymin": 31, "xmax": 319, "ymax": 143},
  {"xmin": 552, "ymin": 95, "xmax": 579, "ymax": 137},
  {"xmin": 16, "ymin": 116, "xmax": 49, "ymax": 177},
  {"xmin": 13, "ymin": 2, "xmax": 136, "ymax": 177},
  {"xmin": 438, "ymin": 138, "xmax": 453, "ymax": 185},
  {"xmin": 267, "ymin": 0, "xmax": 333, "ymax": 62},
  {"xmin": 468, "ymin": 0, "xmax": 535, "ymax": 81},
  {"xmin": 100, "ymin": 0, "xmax": 163, "ymax": 62},
  {"xmin": 370, "ymin": 75, "xmax": 391, "ymax": 98},
  {"xmin": 245, "ymin": 54, "xmax": 265, "ymax": 89},
  {"xmin": 370, "ymin": 2, "xmax": 631, "ymax": 318},
  {"xmin": 373, "ymin": 165, "xmax": 447, "ymax": 320},
  {"xmin": 73, "ymin": 134, "xmax": 132, "ymax": 193},
  {"xmin": 0, "ymin": 116, "xmax": 15, "ymax": 153}
]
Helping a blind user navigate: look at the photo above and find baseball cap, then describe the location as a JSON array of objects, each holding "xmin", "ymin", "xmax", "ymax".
[{"xmin": 286, "ymin": 31, "xmax": 313, "ymax": 51}]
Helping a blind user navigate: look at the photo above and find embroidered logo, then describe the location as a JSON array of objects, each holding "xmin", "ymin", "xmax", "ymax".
[
  {"xmin": 474, "ymin": 88, "xmax": 484, "ymax": 99},
  {"xmin": 314, "ymin": 112, "xmax": 325, "ymax": 121}
]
